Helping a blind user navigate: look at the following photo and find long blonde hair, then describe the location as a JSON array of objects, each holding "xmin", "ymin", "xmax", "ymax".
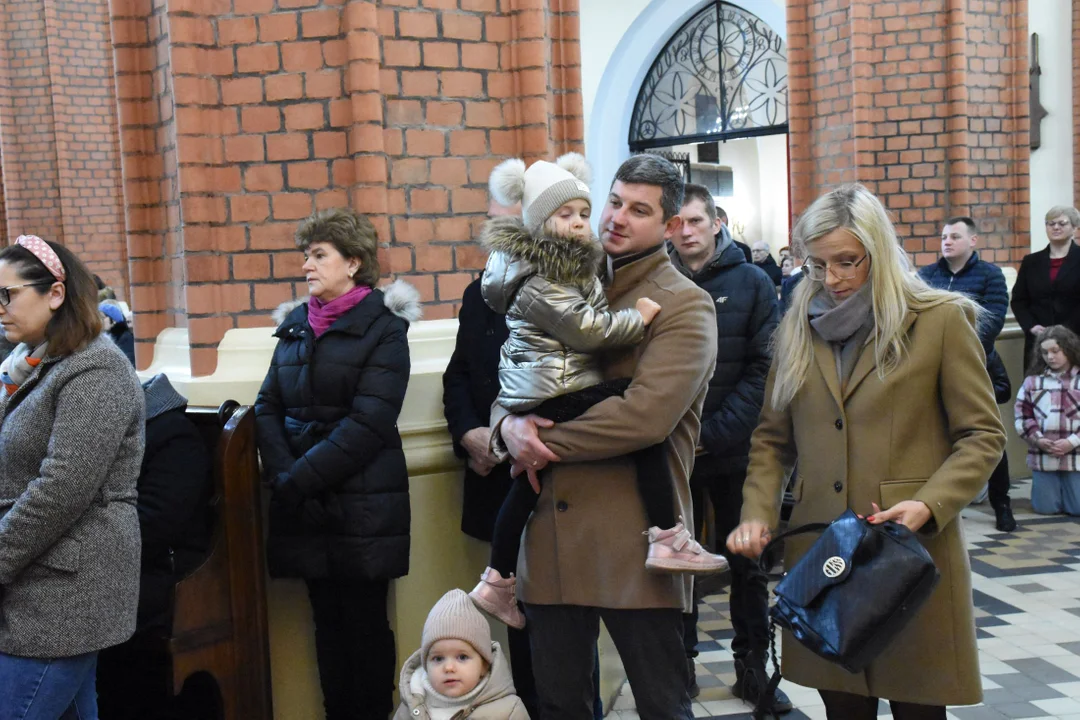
[{"xmin": 771, "ymin": 184, "xmax": 981, "ymax": 410}]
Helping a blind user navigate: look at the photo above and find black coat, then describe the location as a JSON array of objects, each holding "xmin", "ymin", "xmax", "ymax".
[
  {"xmin": 255, "ymin": 287, "xmax": 415, "ymax": 581},
  {"xmin": 109, "ymin": 322, "xmax": 136, "ymax": 366},
  {"xmin": 1011, "ymin": 242, "xmax": 1080, "ymax": 365},
  {"xmin": 136, "ymin": 377, "xmax": 213, "ymax": 630},
  {"xmin": 441, "ymin": 278, "xmax": 514, "ymax": 542},
  {"xmin": 754, "ymin": 254, "xmax": 783, "ymax": 286},
  {"xmin": 672, "ymin": 240, "xmax": 778, "ymax": 474}
]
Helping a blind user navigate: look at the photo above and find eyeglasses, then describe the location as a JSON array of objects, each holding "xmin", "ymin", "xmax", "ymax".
[
  {"xmin": 802, "ymin": 254, "xmax": 869, "ymax": 282},
  {"xmin": 0, "ymin": 282, "xmax": 52, "ymax": 307},
  {"xmin": 1046, "ymin": 220, "xmax": 1073, "ymax": 229}
]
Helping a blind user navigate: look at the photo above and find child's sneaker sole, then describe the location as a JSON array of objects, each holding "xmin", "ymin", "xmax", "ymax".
[
  {"xmin": 469, "ymin": 589, "xmax": 526, "ymax": 629},
  {"xmin": 645, "ymin": 557, "xmax": 730, "ymax": 575}
]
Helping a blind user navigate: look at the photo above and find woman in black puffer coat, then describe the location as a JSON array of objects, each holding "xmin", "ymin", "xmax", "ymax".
[{"xmin": 255, "ymin": 208, "xmax": 420, "ymax": 720}]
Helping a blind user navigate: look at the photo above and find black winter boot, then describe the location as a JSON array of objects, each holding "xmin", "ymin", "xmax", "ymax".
[{"xmin": 734, "ymin": 654, "xmax": 793, "ymax": 714}]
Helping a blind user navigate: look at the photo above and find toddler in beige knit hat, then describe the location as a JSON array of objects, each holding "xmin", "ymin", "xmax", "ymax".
[{"xmin": 393, "ymin": 589, "xmax": 529, "ymax": 720}]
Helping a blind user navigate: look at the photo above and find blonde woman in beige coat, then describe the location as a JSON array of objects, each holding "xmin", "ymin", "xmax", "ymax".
[{"xmin": 728, "ymin": 184, "xmax": 1006, "ymax": 719}]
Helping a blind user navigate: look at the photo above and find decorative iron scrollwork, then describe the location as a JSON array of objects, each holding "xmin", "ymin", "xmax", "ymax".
[{"xmin": 629, "ymin": 2, "xmax": 788, "ymax": 150}]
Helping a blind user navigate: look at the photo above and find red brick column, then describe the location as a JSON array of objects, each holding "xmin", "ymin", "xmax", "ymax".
[
  {"xmin": 0, "ymin": 0, "xmax": 129, "ymax": 292},
  {"xmin": 103, "ymin": 0, "xmax": 582, "ymax": 374},
  {"xmin": 788, "ymin": 0, "xmax": 1029, "ymax": 266}
]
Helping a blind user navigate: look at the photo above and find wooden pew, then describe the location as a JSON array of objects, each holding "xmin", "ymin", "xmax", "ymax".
[{"xmin": 165, "ymin": 401, "xmax": 273, "ymax": 720}]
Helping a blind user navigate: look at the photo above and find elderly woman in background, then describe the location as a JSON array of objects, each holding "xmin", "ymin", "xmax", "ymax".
[
  {"xmin": 1012, "ymin": 205, "xmax": 1080, "ymax": 366},
  {"xmin": 0, "ymin": 235, "xmax": 144, "ymax": 719},
  {"xmin": 727, "ymin": 185, "xmax": 1005, "ymax": 719},
  {"xmin": 255, "ymin": 208, "xmax": 420, "ymax": 720}
]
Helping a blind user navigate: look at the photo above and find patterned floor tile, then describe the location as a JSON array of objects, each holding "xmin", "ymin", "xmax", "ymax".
[{"xmin": 607, "ymin": 479, "xmax": 1080, "ymax": 718}]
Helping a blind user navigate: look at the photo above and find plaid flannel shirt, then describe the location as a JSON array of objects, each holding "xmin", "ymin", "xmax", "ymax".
[{"xmin": 1014, "ymin": 366, "xmax": 1080, "ymax": 472}]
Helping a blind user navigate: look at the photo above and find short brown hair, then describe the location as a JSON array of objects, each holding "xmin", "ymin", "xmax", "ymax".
[
  {"xmin": 1045, "ymin": 206, "xmax": 1080, "ymax": 228},
  {"xmin": 0, "ymin": 241, "xmax": 102, "ymax": 357},
  {"xmin": 295, "ymin": 208, "xmax": 381, "ymax": 287},
  {"xmin": 681, "ymin": 183, "xmax": 717, "ymax": 224}
]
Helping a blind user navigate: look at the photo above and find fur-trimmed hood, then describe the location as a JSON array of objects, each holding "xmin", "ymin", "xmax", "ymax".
[
  {"xmin": 479, "ymin": 215, "xmax": 604, "ymax": 315},
  {"xmin": 271, "ymin": 279, "xmax": 422, "ymax": 327}
]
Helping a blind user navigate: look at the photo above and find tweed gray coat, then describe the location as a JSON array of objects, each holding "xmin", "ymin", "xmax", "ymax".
[
  {"xmin": 480, "ymin": 216, "xmax": 645, "ymax": 412},
  {"xmin": 0, "ymin": 334, "xmax": 144, "ymax": 658}
]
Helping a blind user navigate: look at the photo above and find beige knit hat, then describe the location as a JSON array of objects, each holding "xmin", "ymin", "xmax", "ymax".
[
  {"xmin": 489, "ymin": 152, "xmax": 593, "ymax": 234},
  {"xmin": 421, "ymin": 589, "xmax": 493, "ymax": 665}
]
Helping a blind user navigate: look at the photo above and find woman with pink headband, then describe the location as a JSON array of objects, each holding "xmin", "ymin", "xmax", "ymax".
[{"xmin": 0, "ymin": 235, "xmax": 143, "ymax": 719}]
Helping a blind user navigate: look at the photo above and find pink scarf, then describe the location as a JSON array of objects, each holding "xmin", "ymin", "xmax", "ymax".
[{"xmin": 307, "ymin": 284, "xmax": 373, "ymax": 337}]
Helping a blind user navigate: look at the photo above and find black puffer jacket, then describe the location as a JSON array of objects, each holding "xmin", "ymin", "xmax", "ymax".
[
  {"xmin": 670, "ymin": 235, "xmax": 778, "ymax": 474},
  {"xmin": 255, "ymin": 282, "xmax": 420, "ymax": 581}
]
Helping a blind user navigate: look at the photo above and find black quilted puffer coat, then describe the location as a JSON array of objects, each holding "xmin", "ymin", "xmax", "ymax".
[{"xmin": 255, "ymin": 281, "xmax": 419, "ymax": 581}]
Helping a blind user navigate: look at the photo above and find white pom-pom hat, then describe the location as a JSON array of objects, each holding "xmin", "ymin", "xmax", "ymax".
[{"xmin": 488, "ymin": 152, "xmax": 593, "ymax": 234}]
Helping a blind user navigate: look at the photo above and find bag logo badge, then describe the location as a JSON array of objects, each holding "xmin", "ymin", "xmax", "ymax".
[{"xmin": 823, "ymin": 556, "xmax": 846, "ymax": 578}]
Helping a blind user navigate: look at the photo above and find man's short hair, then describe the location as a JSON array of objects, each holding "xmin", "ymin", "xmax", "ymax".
[
  {"xmin": 681, "ymin": 183, "xmax": 717, "ymax": 224},
  {"xmin": 944, "ymin": 216, "xmax": 978, "ymax": 234},
  {"xmin": 613, "ymin": 154, "xmax": 685, "ymax": 221},
  {"xmin": 715, "ymin": 206, "xmax": 728, "ymax": 224}
]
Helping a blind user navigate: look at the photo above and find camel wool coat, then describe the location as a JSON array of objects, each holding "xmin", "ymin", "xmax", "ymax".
[
  {"xmin": 742, "ymin": 301, "xmax": 1005, "ymax": 706},
  {"xmin": 492, "ymin": 248, "xmax": 717, "ymax": 610}
]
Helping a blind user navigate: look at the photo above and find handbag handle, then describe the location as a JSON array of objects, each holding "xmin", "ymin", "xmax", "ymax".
[{"xmin": 755, "ymin": 521, "xmax": 832, "ymax": 581}]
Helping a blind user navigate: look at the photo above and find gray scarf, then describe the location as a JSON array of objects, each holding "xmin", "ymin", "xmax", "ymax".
[{"xmin": 808, "ymin": 283, "xmax": 875, "ymax": 389}]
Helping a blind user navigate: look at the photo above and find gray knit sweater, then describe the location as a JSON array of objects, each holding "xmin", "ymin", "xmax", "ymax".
[{"xmin": 0, "ymin": 334, "xmax": 144, "ymax": 657}]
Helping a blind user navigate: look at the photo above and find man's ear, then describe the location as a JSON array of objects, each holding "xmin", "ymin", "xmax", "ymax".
[
  {"xmin": 969, "ymin": 234, "xmax": 978, "ymax": 249},
  {"xmin": 664, "ymin": 214, "xmax": 682, "ymax": 240}
]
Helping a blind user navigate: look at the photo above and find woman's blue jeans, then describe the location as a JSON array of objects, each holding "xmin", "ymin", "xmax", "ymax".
[{"xmin": 0, "ymin": 651, "xmax": 98, "ymax": 720}]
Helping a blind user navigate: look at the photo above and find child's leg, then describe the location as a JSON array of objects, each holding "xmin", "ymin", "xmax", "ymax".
[
  {"xmin": 489, "ymin": 474, "xmax": 542, "ymax": 576},
  {"xmin": 1061, "ymin": 470, "xmax": 1080, "ymax": 516},
  {"xmin": 631, "ymin": 443, "xmax": 677, "ymax": 530},
  {"xmin": 1030, "ymin": 471, "xmax": 1065, "ymax": 514},
  {"xmin": 531, "ymin": 379, "xmax": 631, "ymax": 424}
]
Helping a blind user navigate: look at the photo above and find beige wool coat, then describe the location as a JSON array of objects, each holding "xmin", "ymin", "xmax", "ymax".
[
  {"xmin": 492, "ymin": 249, "xmax": 718, "ymax": 610},
  {"xmin": 741, "ymin": 301, "xmax": 1006, "ymax": 706}
]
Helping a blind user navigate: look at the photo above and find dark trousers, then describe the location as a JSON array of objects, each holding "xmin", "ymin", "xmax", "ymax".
[
  {"xmin": 524, "ymin": 603, "xmax": 693, "ymax": 720},
  {"xmin": 306, "ymin": 578, "xmax": 395, "ymax": 720},
  {"xmin": 819, "ymin": 689, "xmax": 945, "ymax": 719},
  {"xmin": 682, "ymin": 466, "xmax": 769, "ymax": 665},
  {"xmin": 490, "ymin": 380, "xmax": 675, "ymax": 575},
  {"xmin": 507, "ymin": 623, "xmax": 539, "ymax": 720},
  {"xmin": 988, "ymin": 450, "xmax": 1012, "ymax": 511}
]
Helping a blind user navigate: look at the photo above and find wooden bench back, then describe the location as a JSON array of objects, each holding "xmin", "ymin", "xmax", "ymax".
[{"xmin": 170, "ymin": 402, "xmax": 273, "ymax": 720}]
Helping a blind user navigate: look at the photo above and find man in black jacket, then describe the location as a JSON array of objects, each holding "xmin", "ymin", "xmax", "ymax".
[
  {"xmin": 96, "ymin": 374, "xmax": 214, "ymax": 719},
  {"xmin": 672, "ymin": 184, "xmax": 788, "ymax": 713},
  {"xmin": 441, "ymin": 197, "xmax": 540, "ymax": 719}
]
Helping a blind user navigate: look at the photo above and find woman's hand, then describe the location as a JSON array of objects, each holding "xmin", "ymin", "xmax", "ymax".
[
  {"xmin": 1036, "ymin": 437, "xmax": 1056, "ymax": 453},
  {"xmin": 1050, "ymin": 439, "xmax": 1075, "ymax": 457},
  {"xmin": 726, "ymin": 521, "xmax": 772, "ymax": 558},
  {"xmin": 869, "ymin": 501, "xmax": 932, "ymax": 532}
]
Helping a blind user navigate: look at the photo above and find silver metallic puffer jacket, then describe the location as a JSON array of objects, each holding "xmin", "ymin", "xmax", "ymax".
[{"xmin": 480, "ymin": 216, "xmax": 645, "ymax": 412}]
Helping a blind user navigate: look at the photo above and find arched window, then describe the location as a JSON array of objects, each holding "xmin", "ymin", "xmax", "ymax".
[{"xmin": 629, "ymin": 1, "xmax": 788, "ymax": 151}]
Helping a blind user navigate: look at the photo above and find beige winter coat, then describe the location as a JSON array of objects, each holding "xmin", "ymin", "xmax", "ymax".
[
  {"xmin": 742, "ymin": 301, "xmax": 1006, "ymax": 705},
  {"xmin": 491, "ymin": 249, "xmax": 718, "ymax": 610},
  {"xmin": 393, "ymin": 641, "xmax": 529, "ymax": 720},
  {"xmin": 480, "ymin": 216, "xmax": 645, "ymax": 413}
]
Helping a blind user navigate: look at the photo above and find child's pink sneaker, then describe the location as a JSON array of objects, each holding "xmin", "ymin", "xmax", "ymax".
[
  {"xmin": 644, "ymin": 521, "xmax": 729, "ymax": 574},
  {"xmin": 469, "ymin": 567, "xmax": 526, "ymax": 629}
]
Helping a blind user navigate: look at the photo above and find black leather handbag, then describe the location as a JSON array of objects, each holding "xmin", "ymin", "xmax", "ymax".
[{"xmin": 750, "ymin": 509, "xmax": 940, "ymax": 718}]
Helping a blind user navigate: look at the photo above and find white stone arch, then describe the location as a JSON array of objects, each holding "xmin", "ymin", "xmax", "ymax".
[{"xmin": 586, "ymin": 0, "xmax": 787, "ymax": 202}]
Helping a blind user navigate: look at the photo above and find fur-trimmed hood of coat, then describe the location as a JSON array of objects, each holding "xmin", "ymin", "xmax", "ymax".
[
  {"xmin": 271, "ymin": 279, "xmax": 422, "ymax": 327},
  {"xmin": 479, "ymin": 215, "xmax": 604, "ymax": 315}
]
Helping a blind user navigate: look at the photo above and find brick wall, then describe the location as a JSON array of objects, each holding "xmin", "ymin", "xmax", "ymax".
[
  {"xmin": 1074, "ymin": 0, "xmax": 1080, "ymax": 211},
  {"xmin": 0, "ymin": 0, "xmax": 129, "ymax": 294},
  {"xmin": 106, "ymin": 0, "xmax": 583, "ymax": 374},
  {"xmin": 788, "ymin": 0, "xmax": 1029, "ymax": 267}
]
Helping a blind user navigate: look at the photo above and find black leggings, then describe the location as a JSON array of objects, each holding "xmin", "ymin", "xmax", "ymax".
[
  {"xmin": 489, "ymin": 379, "xmax": 676, "ymax": 576},
  {"xmin": 819, "ymin": 689, "xmax": 945, "ymax": 720}
]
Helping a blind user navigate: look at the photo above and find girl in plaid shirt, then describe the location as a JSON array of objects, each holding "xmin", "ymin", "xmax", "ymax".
[{"xmin": 1014, "ymin": 325, "xmax": 1080, "ymax": 515}]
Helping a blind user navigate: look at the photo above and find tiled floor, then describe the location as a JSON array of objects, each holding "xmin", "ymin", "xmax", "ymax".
[{"xmin": 607, "ymin": 478, "xmax": 1080, "ymax": 719}]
